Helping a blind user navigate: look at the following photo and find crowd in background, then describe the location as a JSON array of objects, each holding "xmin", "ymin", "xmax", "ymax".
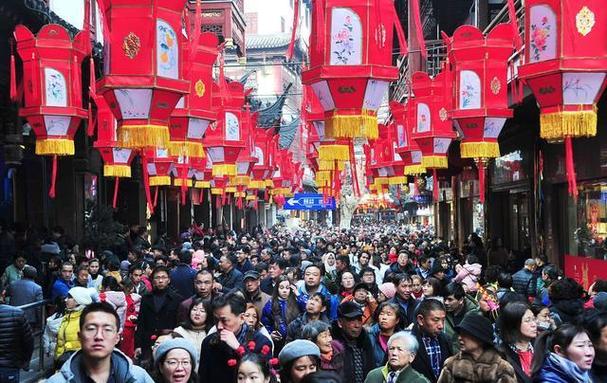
[{"xmin": 0, "ymin": 219, "xmax": 605, "ymax": 383}]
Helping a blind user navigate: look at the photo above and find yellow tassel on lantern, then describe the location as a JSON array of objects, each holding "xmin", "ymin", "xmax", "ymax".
[
  {"xmin": 117, "ymin": 124, "xmax": 170, "ymax": 149},
  {"xmin": 375, "ymin": 177, "xmax": 389, "ymax": 185},
  {"xmin": 232, "ymin": 176, "xmax": 251, "ymax": 186},
  {"xmin": 540, "ymin": 108, "xmax": 597, "ymax": 141},
  {"xmin": 194, "ymin": 180, "xmax": 211, "ymax": 189},
  {"xmin": 265, "ymin": 180, "xmax": 275, "ymax": 188},
  {"xmin": 422, "ymin": 155, "xmax": 448, "ymax": 169},
  {"xmin": 325, "ymin": 109, "xmax": 378, "ymax": 139},
  {"xmin": 167, "ymin": 141, "xmax": 205, "ymax": 158},
  {"xmin": 404, "ymin": 164, "xmax": 426, "ymax": 175},
  {"xmin": 173, "ymin": 179, "xmax": 193, "ymax": 187},
  {"xmin": 235, "ymin": 192, "xmax": 246, "ymax": 198},
  {"xmin": 103, "ymin": 164, "xmax": 131, "ymax": 178},
  {"xmin": 246, "ymin": 195, "xmax": 257, "ymax": 201},
  {"xmin": 318, "ymin": 145, "xmax": 350, "ymax": 162},
  {"xmin": 225, "ymin": 186, "xmax": 237, "ymax": 193},
  {"xmin": 212, "ymin": 164, "xmax": 237, "ymax": 177},
  {"xmin": 315, "ymin": 171, "xmax": 332, "ymax": 183},
  {"xmin": 389, "ymin": 176, "xmax": 408, "ymax": 185},
  {"xmin": 211, "ymin": 188, "xmax": 223, "ymax": 195},
  {"xmin": 249, "ymin": 180, "xmax": 266, "ymax": 189},
  {"xmin": 460, "ymin": 142, "xmax": 500, "ymax": 159},
  {"xmin": 318, "ymin": 160, "xmax": 346, "ymax": 171},
  {"xmin": 35, "ymin": 139, "xmax": 75, "ymax": 156},
  {"xmin": 149, "ymin": 176, "xmax": 171, "ymax": 186},
  {"xmin": 316, "ymin": 178, "xmax": 330, "ymax": 187}
]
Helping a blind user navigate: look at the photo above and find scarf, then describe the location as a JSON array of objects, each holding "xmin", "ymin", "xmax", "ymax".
[{"xmin": 547, "ymin": 353, "xmax": 590, "ymax": 382}]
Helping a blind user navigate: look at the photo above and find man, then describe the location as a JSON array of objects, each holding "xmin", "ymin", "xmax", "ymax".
[
  {"xmin": 48, "ymin": 302, "xmax": 153, "ymax": 382},
  {"xmin": 440, "ymin": 282, "xmax": 479, "ymax": 354},
  {"xmin": 365, "ymin": 331, "xmax": 430, "ymax": 383},
  {"xmin": 331, "ymin": 301, "xmax": 375, "ymax": 383},
  {"xmin": 0, "ymin": 302, "xmax": 34, "ymax": 382},
  {"xmin": 6, "ymin": 265, "xmax": 43, "ymax": 325},
  {"xmin": 134, "ymin": 266, "xmax": 183, "ymax": 360},
  {"xmin": 411, "ymin": 299, "xmax": 452, "ymax": 383},
  {"xmin": 129, "ymin": 263, "xmax": 148, "ymax": 295},
  {"xmin": 260, "ymin": 257, "xmax": 287, "ymax": 295},
  {"xmin": 357, "ymin": 252, "xmax": 382, "ymax": 283},
  {"xmin": 0, "ymin": 254, "xmax": 27, "ymax": 290},
  {"xmin": 169, "ymin": 249, "xmax": 197, "ymax": 299},
  {"xmin": 242, "ymin": 270, "xmax": 271, "ymax": 313},
  {"xmin": 51, "ymin": 261, "xmax": 75, "ymax": 302},
  {"xmin": 214, "ymin": 253, "xmax": 244, "ymax": 293},
  {"xmin": 287, "ymin": 292, "xmax": 330, "ymax": 342},
  {"xmin": 385, "ymin": 252, "xmax": 415, "ymax": 280},
  {"xmin": 198, "ymin": 292, "xmax": 272, "ymax": 383},
  {"xmin": 177, "ymin": 269, "xmax": 220, "ymax": 323},
  {"xmin": 297, "ymin": 264, "xmax": 336, "ymax": 318},
  {"xmin": 335, "ymin": 255, "xmax": 352, "ymax": 275},
  {"xmin": 235, "ymin": 246, "xmax": 254, "ymax": 274},
  {"xmin": 74, "ymin": 266, "xmax": 91, "ymax": 288},
  {"xmin": 388, "ymin": 274, "xmax": 418, "ymax": 328},
  {"xmin": 512, "ymin": 258, "xmax": 537, "ymax": 297},
  {"xmin": 416, "ymin": 256, "xmax": 432, "ymax": 280}
]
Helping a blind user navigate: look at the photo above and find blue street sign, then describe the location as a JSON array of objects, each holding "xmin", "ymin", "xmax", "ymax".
[{"xmin": 283, "ymin": 193, "xmax": 336, "ymax": 211}]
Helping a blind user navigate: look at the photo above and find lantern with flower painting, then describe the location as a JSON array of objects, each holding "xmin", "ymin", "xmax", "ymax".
[
  {"xmin": 390, "ymin": 100, "xmax": 426, "ymax": 177},
  {"xmin": 518, "ymin": 0, "xmax": 607, "ymax": 196},
  {"xmin": 96, "ymin": 0, "xmax": 189, "ymax": 150},
  {"xmin": 445, "ymin": 23, "xmax": 514, "ymax": 202},
  {"xmin": 302, "ymin": 0, "xmax": 407, "ymax": 142},
  {"xmin": 93, "ymin": 96, "xmax": 136, "ymax": 208},
  {"xmin": 14, "ymin": 24, "xmax": 88, "ymax": 198},
  {"xmin": 410, "ymin": 71, "xmax": 456, "ymax": 201}
]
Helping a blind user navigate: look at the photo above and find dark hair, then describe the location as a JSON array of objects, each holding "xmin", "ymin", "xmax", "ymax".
[
  {"xmin": 195, "ymin": 268, "xmax": 214, "ymax": 280},
  {"xmin": 182, "ymin": 297, "xmax": 213, "ymax": 332},
  {"xmin": 151, "ymin": 266, "xmax": 170, "ymax": 279},
  {"xmin": 101, "ymin": 276, "xmax": 121, "ymax": 291},
  {"xmin": 300, "ymin": 371, "xmax": 342, "ymax": 383},
  {"xmin": 61, "ymin": 261, "xmax": 74, "ymax": 270},
  {"xmin": 498, "ymin": 301, "xmax": 532, "ymax": 345},
  {"xmin": 22, "ymin": 265, "xmax": 37, "ymax": 279},
  {"xmin": 279, "ymin": 355, "xmax": 320, "ymax": 383},
  {"xmin": 467, "ymin": 254, "xmax": 479, "ymax": 265},
  {"xmin": 541, "ymin": 264, "xmax": 560, "ymax": 282},
  {"xmin": 584, "ymin": 311, "xmax": 607, "ymax": 347},
  {"xmin": 269, "ymin": 257, "xmax": 289, "ymax": 270},
  {"xmin": 484, "ymin": 265, "xmax": 502, "ymax": 284},
  {"xmin": 237, "ymin": 353, "xmax": 276, "ymax": 383},
  {"xmin": 549, "ymin": 277, "xmax": 584, "ymax": 301},
  {"xmin": 416, "ymin": 298, "xmax": 447, "ymax": 318},
  {"xmin": 373, "ymin": 301, "xmax": 403, "ymax": 328},
  {"xmin": 180, "ymin": 250, "xmax": 193, "ymax": 265},
  {"xmin": 88, "ymin": 258, "xmax": 100, "ymax": 266},
  {"xmin": 336, "ymin": 255, "xmax": 350, "ymax": 266},
  {"xmin": 442, "ymin": 282, "xmax": 465, "ymax": 300},
  {"xmin": 423, "ymin": 277, "xmax": 443, "ymax": 297},
  {"xmin": 79, "ymin": 301, "xmax": 120, "ymax": 330},
  {"xmin": 394, "ymin": 273, "xmax": 412, "ymax": 286},
  {"xmin": 497, "ymin": 272, "xmax": 513, "ymax": 289},
  {"xmin": 359, "ymin": 266, "xmax": 376, "ymax": 279},
  {"xmin": 303, "ymin": 263, "xmax": 322, "ymax": 274},
  {"xmin": 152, "ymin": 343, "xmax": 198, "ymax": 383},
  {"xmin": 531, "ymin": 323, "xmax": 592, "ymax": 376},
  {"xmin": 309, "ymin": 292, "xmax": 329, "ymax": 309},
  {"xmin": 272, "ymin": 276, "xmax": 300, "ymax": 327},
  {"xmin": 212, "ymin": 291, "xmax": 246, "ymax": 315}
]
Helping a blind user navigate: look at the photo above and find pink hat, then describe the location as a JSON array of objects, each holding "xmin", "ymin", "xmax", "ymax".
[{"xmin": 378, "ymin": 282, "xmax": 396, "ymax": 299}]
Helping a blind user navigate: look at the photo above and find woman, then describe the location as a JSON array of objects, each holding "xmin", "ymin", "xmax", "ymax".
[
  {"xmin": 337, "ymin": 270, "xmax": 357, "ymax": 301},
  {"xmin": 55, "ymin": 287, "xmax": 96, "ymax": 362},
  {"xmin": 174, "ymin": 298, "xmax": 213, "ymax": 358},
  {"xmin": 535, "ymin": 265, "xmax": 559, "ymax": 306},
  {"xmin": 152, "ymin": 338, "xmax": 198, "ymax": 383},
  {"xmin": 120, "ymin": 278, "xmax": 142, "ymax": 358},
  {"xmin": 300, "ymin": 320, "xmax": 344, "ymax": 380},
  {"xmin": 262, "ymin": 276, "xmax": 300, "ymax": 350},
  {"xmin": 411, "ymin": 275, "xmax": 424, "ymax": 300},
  {"xmin": 476, "ymin": 284, "xmax": 499, "ymax": 322},
  {"xmin": 377, "ymin": 282, "xmax": 396, "ymax": 303},
  {"xmin": 584, "ymin": 312, "xmax": 607, "ymax": 382},
  {"xmin": 322, "ymin": 252, "xmax": 337, "ymax": 289},
  {"xmin": 368, "ymin": 302, "xmax": 402, "ymax": 367},
  {"xmin": 237, "ymin": 352, "xmax": 276, "ymax": 383},
  {"xmin": 531, "ymin": 303, "xmax": 556, "ymax": 335},
  {"xmin": 421, "ymin": 277, "xmax": 443, "ymax": 301},
  {"xmin": 498, "ymin": 302, "xmax": 537, "ymax": 383},
  {"xmin": 548, "ymin": 278, "xmax": 585, "ymax": 326},
  {"xmin": 438, "ymin": 314, "xmax": 517, "ymax": 383},
  {"xmin": 278, "ymin": 339, "xmax": 321, "ymax": 383},
  {"xmin": 531, "ymin": 323, "xmax": 595, "ymax": 382},
  {"xmin": 98, "ymin": 275, "xmax": 133, "ymax": 329}
]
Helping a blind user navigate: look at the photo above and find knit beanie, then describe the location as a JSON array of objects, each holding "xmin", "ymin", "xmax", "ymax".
[
  {"xmin": 68, "ymin": 287, "xmax": 96, "ymax": 307},
  {"xmin": 378, "ymin": 282, "xmax": 396, "ymax": 299}
]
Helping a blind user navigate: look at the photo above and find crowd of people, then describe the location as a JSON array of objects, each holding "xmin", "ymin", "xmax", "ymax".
[{"xmin": 0, "ymin": 220, "xmax": 606, "ymax": 383}]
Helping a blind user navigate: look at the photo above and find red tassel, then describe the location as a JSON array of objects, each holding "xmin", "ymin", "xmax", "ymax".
[
  {"xmin": 396, "ymin": 185, "xmax": 401, "ymax": 199},
  {"xmin": 411, "ymin": 0, "xmax": 427, "ymax": 59},
  {"xmin": 286, "ymin": 0, "xmax": 300, "ymax": 60},
  {"xmin": 153, "ymin": 186, "xmax": 159, "ymax": 209},
  {"xmin": 141, "ymin": 155, "xmax": 154, "ymax": 212},
  {"xmin": 180, "ymin": 169, "xmax": 188, "ymax": 206},
  {"xmin": 89, "ymin": 56, "xmax": 96, "ymax": 98},
  {"xmin": 49, "ymin": 155, "xmax": 58, "ymax": 198},
  {"xmin": 264, "ymin": 188, "xmax": 268, "ymax": 201},
  {"xmin": 10, "ymin": 45, "xmax": 17, "ymax": 103},
  {"xmin": 216, "ymin": 195, "xmax": 222, "ymax": 208},
  {"xmin": 477, "ymin": 160, "xmax": 486, "ymax": 204},
  {"xmin": 390, "ymin": 0, "xmax": 408, "ymax": 55},
  {"xmin": 113, "ymin": 177, "xmax": 120, "ymax": 208},
  {"xmin": 222, "ymin": 192, "xmax": 227, "ymax": 206},
  {"xmin": 564, "ymin": 136, "xmax": 578, "ymax": 198},
  {"xmin": 507, "ymin": 0, "xmax": 523, "ymax": 52},
  {"xmin": 87, "ymin": 100, "xmax": 95, "ymax": 136},
  {"xmin": 237, "ymin": 196, "xmax": 243, "ymax": 210},
  {"xmin": 432, "ymin": 169, "xmax": 439, "ymax": 202}
]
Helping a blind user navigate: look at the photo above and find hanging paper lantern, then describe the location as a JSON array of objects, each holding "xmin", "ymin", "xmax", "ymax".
[
  {"xmin": 97, "ymin": 0, "xmax": 189, "ymax": 149},
  {"xmin": 410, "ymin": 71, "xmax": 456, "ymax": 200},
  {"xmin": 168, "ymin": 32, "xmax": 219, "ymax": 159},
  {"xmin": 251, "ymin": 127, "xmax": 276, "ymax": 189},
  {"xmin": 302, "ymin": 0, "xmax": 407, "ymax": 140},
  {"xmin": 518, "ymin": 0, "xmax": 607, "ymax": 196},
  {"xmin": 446, "ymin": 23, "xmax": 514, "ymax": 202},
  {"xmin": 390, "ymin": 100, "xmax": 426, "ymax": 177},
  {"xmin": 93, "ymin": 96, "xmax": 136, "ymax": 208},
  {"xmin": 14, "ymin": 24, "xmax": 88, "ymax": 198}
]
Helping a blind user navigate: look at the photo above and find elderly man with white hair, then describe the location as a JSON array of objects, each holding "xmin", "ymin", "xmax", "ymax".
[{"xmin": 364, "ymin": 331, "xmax": 430, "ymax": 383}]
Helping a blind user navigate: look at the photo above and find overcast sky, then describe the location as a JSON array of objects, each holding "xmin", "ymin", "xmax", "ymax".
[{"xmin": 49, "ymin": 0, "xmax": 84, "ymax": 29}]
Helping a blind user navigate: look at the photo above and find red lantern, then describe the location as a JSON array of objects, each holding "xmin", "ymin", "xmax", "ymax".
[
  {"xmin": 169, "ymin": 32, "xmax": 219, "ymax": 159},
  {"xmin": 446, "ymin": 23, "xmax": 514, "ymax": 202},
  {"xmin": 14, "ymin": 24, "xmax": 88, "ymax": 198},
  {"xmin": 518, "ymin": 0, "xmax": 607, "ymax": 196},
  {"xmin": 390, "ymin": 100, "xmax": 425, "ymax": 177},
  {"xmin": 94, "ymin": 96, "xmax": 136, "ymax": 208},
  {"xmin": 97, "ymin": 0, "xmax": 189, "ymax": 149},
  {"xmin": 251, "ymin": 127, "xmax": 276, "ymax": 188},
  {"xmin": 410, "ymin": 71, "xmax": 456, "ymax": 200},
  {"xmin": 302, "ymin": 0, "xmax": 407, "ymax": 140}
]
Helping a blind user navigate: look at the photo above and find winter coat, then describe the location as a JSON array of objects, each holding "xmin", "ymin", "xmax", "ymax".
[
  {"xmin": 411, "ymin": 324, "xmax": 453, "ymax": 383},
  {"xmin": 47, "ymin": 348, "xmax": 154, "ymax": 383},
  {"xmin": 341, "ymin": 295, "xmax": 378, "ymax": 325},
  {"xmin": 286, "ymin": 312, "xmax": 330, "ymax": 342},
  {"xmin": 365, "ymin": 364, "xmax": 430, "ymax": 383},
  {"xmin": 512, "ymin": 268, "xmax": 535, "ymax": 297},
  {"xmin": 320, "ymin": 339, "xmax": 346, "ymax": 380},
  {"xmin": 331, "ymin": 320, "xmax": 375, "ymax": 383},
  {"xmin": 134, "ymin": 289, "xmax": 183, "ymax": 352},
  {"xmin": 217, "ymin": 267, "xmax": 244, "ymax": 293},
  {"xmin": 56, "ymin": 309, "xmax": 83, "ymax": 360},
  {"xmin": 0, "ymin": 264, "xmax": 23, "ymax": 289},
  {"xmin": 99, "ymin": 290, "xmax": 141, "ymax": 330},
  {"xmin": 51, "ymin": 278, "xmax": 74, "ymax": 302},
  {"xmin": 454, "ymin": 263, "xmax": 482, "ymax": 293},
  {"xmin": 444, "ymin": 297, "xmax": 479, "ymax": 354},
  {"xmin": 437, "ymin": 348, "xmax": 517, "ymax": 383},
  {"xmin": 174, "ymin": 326, "xmax": 207, "ymax": 361},
  {"xmin": 43, "ymin": 311, "xmax": 64, "ymax": 358},
  {"xmin": 261, "ymin": 298, "xmax": 288, "ymax": 336},
  {"xmin": 533, "ymin": 352, "xmax": 592, "ymax": 383},
  {"xmin": 0, "ymin": 304, "xmax": 34, "ymax": 369},
  {"xmin": 368, "ymin": 324, "xmax": 388, "ymax": 368},
  {"xmin": 170, "ymin": 263, "xmax": 197, "ymax": 299},
  {"xmin": 297, "ymin": 283, "xmax": 339, "ymax": 320},
  {"xmin": 6, "ymin": 278, "xmax": 43, "ymax": 324},
  {"xmin": 500, "ymin": 345, "xmax": 533, "ymax": 383},
  {"xmin": 388, "ymin": 295, "xmax": 419, "ymax": 328},
  {"xmin": 549, "ymin": 299, "xmax": 585, "ymax": 326}
]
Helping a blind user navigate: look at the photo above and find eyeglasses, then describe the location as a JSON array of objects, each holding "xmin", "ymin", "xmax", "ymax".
[
  {"xmin": 83, "ymin": 325, "xmax": 118, "ymax": 337},
  {"xmin": 164, "ymin": 359, "xmax": 192, "ymax": 368}
]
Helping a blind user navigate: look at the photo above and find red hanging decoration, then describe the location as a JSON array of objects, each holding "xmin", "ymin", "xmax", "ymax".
[
  {"xmin": 564, "ymin": 136, "xmax": 578, "ymax": 198},
  {"xmin": 49, "ymin": 155, "xmax": 58, "ymax": 198},
  {"xmin": 10, "ymin": 42, "xmax": 17, "ymax": 102},
  {"xmin": 113, "ymin": 177, "xmax": 120, "ymax": 209},
  {"xmin": 286, "ymin": 0, "xmax": 300, "ymax": 60},
  {"xmin": 411, "ymin": 0, "xmax": 427, "ymax": 59}
]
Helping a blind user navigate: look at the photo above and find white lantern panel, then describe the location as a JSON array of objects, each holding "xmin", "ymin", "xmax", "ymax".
[
  {"xmin": 363, "ymin": 80, "xmax": 389, "ymax": 111},
  {"xmin": 311, "ymin": 81, "xmax": 336, "ymax": 111},
  {"xmin": 330, "ymin": 8, "xmax": 363, "ymax": 65},
  {"xmin": 147, "ymin": 163, "xmax": 158, "ymax": 176},
  {"xmin": 225, "ymin": 112, "xmax": 240, "ymax": 141},
  {"xmin": 563, "ymin": 73, "xmax": 606, "ymax": 105},
  {"xmin": 255, "ymin": 146, "xmax": 265, "ymax": 166},
  {"xmin": 115, "ymin": 89, "xmax": 152, "ymax": 119},
  {"xmin": 175, "ymin": 96, "xmax": 185, "ymax": 109},
  {"xmin": 411, "ymin": 150, "xmax": 422, "ymax": 164},
  {"xmin": 528, "ymin": 5, "xmax": 557, "ymax": 63},
  {"xmin": 483, "ymin": 118, "xmax": 507, "ymax": 139},
  {"xmin": 397, "ymin": 124, "xmax": 407, "ymax": 148},
  {"xmin": 378, "ymin": 167, "xmax": 388, "ymax": 177},
  {"xmin": 459, "ymin": 70, "xmax": 481, "ymax": 109},
  {"xmin": 313, "ymin": 121, "xmax": 326, "ymax": 140},
  {"xmin": 433, "ymin": 138, "xmax": 452, "ymax": 154},
  {"xmin": 44, "ymin": 115, "xmax": 71, "ymax": 136},
  {"xmin": 112, "ymin": 148, "xmax": 132, "ymax": 164},
  {"xmin": 417, "ymin": 103, "xmax": 431, "ymax": 133},
  {"xmin": 237, "ymin": 161, "xmax": 249, "ymax": 174},
  {"xmin": 44, "ymin": 68, "xmax": 67, "ymax": 107},
  {"xmin": 188, "ymin": 118, "xmax": 211, "ymax": 139},
  {"xmin": 156, "ymin": 19, "xmax": 179, "ymax": 79},
  {"xmin": 206, "ymin": 147, "xmax": 225, "ymax": 162},
  {"xmin": 156, "ymin": 148, "xmax": 169, "ymax": 158},
  {"xmin": 393, "ymin": 142, "xmax": 402, "ymax": 161}
]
